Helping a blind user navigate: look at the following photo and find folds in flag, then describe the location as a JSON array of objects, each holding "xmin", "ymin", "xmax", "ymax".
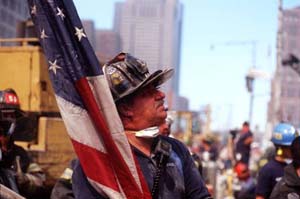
[{"xmin": 27, "ymin": 0, "xmax": 151, "ymax": 198}]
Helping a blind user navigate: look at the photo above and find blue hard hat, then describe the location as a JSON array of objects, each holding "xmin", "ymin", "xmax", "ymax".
[{"xmin": 271, "ymin": 123, "xmax": 299, "ymax": 146}]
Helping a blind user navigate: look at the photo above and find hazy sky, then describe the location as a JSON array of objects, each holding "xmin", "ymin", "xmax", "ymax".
[{"xmin": 73, "ymin": 0, "xmax": 300, "ymax": 131}]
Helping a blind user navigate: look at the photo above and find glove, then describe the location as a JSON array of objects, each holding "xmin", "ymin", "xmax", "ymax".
[{"xmin": 15, "ymin": 172, "xmax": 29, "ymax": 187}]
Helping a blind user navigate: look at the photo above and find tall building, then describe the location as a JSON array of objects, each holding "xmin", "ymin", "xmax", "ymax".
[
  {"xmin": 114, "ymin": 0, "xmax": 183, "ymax": 110},
  {"xmin": 268, "ymin": 6, "xmax": 300, "ymax": 129},
  {"xmin": 82, "ymin": 20, "xmax": 96, "ymax": 49},
  {"xmin": 176, "ymin": 96, "xmax": 189, "ymax": 111},
  {"xmin": 95, "ymin": 29, "xmax": 121, "ymax": 64},
  {"xmin": 0, "ymin": 0, "xmax": 29, "ymax": 39}
]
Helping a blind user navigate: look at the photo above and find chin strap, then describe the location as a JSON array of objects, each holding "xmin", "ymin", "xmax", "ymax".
[
  {"xmin": 151, "ymin": 139, "xmax": 171, "ymax": 199},
  {"xmin": 7, "ymin": 122, "xmax": 16, "ymax": 136}
]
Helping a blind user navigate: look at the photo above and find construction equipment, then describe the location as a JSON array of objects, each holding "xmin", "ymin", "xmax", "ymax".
[
  {"xmin": 168, "ymin": 111, "xmax": 202, "ymax": 145},
  {"xmin": 0, "ymin": 37, "xmax": 75, "ymax": 187}
]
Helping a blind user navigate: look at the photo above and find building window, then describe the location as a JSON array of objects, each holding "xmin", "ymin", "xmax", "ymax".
[
  {"xmin": 138, "ymin": 6, "xmax": 157, "ymax": 17},
  {"xmin": 288, "ymin": 26, "xmax": 298, "ymax": 36},
  {"xmin": 287, "ymin": 87, "xmax": 295, "ymax": 98},
  {"xmin": 288, "ymin": 39, "xmax": 298, "ymax": 52}
]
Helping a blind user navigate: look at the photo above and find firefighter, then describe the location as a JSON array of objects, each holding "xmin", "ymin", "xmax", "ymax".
[
  {"xmin": 0, "ymin": 88, "xmax": 45, "ymax": 198},
  {"xmin": 50, "ymin": 159, "xmax": 76, "ymax": 199},
  {"xmin": 197, "ymin": 133, "xmax": 218, "ymax": 196},
  {"xmin": 270, "ymin": 136, "xmax": 300, "ymax": 199},
  {"xmin": 199, "ymin": 133, "xmax": 218, "ymax": 161},
  {"xmin": 255, "ymin": 122, "xmax": 298, "ymax": 199},
  {"xmin": 233, "ymin": 162, "xmax": 256, "ymax": 199},
  {"xmin": 71, "ymin": 52, "xmax": 212, "ymax": 199}
]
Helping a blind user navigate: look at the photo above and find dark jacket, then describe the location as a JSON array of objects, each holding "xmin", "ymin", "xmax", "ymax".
[
  {"xmin": 72, "ymin": 136, "xmax": 212, "ymax": 199},
  {"xmin": 270, "ymin": 164, "xmax": 300, "ymax": 199},
  {"xmin": 234, "ymin": 177, "xmax": 256, "ymax": 199},
  {"xmin": 0, "ymin": 143, "xmax": 45, "ymax": 198},
  {"xmin": 0, "ymin": 143, "xmax": 31, "ymax": 173},
  {"xmin": 0, "ymin": 144, "xmax": 30, "ymax": 194},
  {"xmin": 235, "ymin": 131, "xmax": 253, "ymax": 164},
  {"xmin": 255, "ymin": 158, "xmax": 287, "ymax": 198}
]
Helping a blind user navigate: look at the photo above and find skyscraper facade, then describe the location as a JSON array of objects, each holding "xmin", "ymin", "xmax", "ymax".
[
  {"xmin": 114, "ymin": 0, "xmax": 183, "ymax": 110},
  {"xmin": 95, "ymin": 29, "xmax": 121, "ymax": 63},
  {"xmin": 268, "ymin": 6, "xmax": 300, "ymax": 129},
  {"xmin": 0, "ymin": 0, "xmax": 29, "ymax": 38},
  {"xmin": 82, "ymin": 20, "xmax": 96, "ymax": 49}
]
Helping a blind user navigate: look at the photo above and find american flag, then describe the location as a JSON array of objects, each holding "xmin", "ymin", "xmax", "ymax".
[{"xmin": 27, "ymin": 0, "xmax": 151, "ymax": 198}]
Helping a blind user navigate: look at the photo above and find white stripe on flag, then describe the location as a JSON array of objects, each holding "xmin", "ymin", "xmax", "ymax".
[{"xmin": 55, "ymin": 95, "xmax": 106, "ymax": 152}]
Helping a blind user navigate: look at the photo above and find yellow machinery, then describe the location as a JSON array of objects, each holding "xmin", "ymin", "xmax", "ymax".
[
  {"xmin": 169, "ymin": 111, "xmax": 202, "ymax": 145},
  {"xmin": 0, "ymin": 38, "xmax": 75, "ymax": 186}
]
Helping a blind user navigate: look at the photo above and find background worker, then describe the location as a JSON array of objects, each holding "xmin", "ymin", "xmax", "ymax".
[
  {"xmin": 159, "ymin": 114, "xmax": 173, "ymax": 136},
  {"xmin": 233, "ymin": 162, "xmax": 256, "ymax": 199},
  {"xmin": 50, "ymin": 159, "xmax": 76, "ymax": 199},
  {"xmin": 0, "ymin": 88, "xmax": 45, "ymax": 198},
  {"xmin": 255, "ymin": 122, "xmax": 298, "ymax": 199},
  {"xmin": 235, "ymin": 121, "xmax": 253, "ymax": 165},
  {"xmin": 270, "ymin": 136, "xmax": 300, "ymax": 199},
  {"xmin": 199, "ymin": 133, "xmax": 218, "ymax": 161}
]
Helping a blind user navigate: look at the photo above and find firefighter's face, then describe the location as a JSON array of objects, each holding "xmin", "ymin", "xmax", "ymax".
[
  {"xmin": 0, "ymin": 120, "xmax": 14, "ymax": 151},
  {"xmin": 241, "ymin": 125, "xmax": 249, "ymax": 133},
  {"xmin": 129, "ymin": 85, "xmax": 167, "ymax": 128},
  {"xmin": 0, "ymin": 109, "xmax": 17, "ymax": 137},
  {"xmin": 0, "ymin": 121, "xmax": 12, "ymax": 134}
]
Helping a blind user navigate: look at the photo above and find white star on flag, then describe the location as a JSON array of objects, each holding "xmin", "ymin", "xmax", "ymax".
[
  {"xmin": 56, "ymin": 7, "xmax": 65, "ymax": 19},
  {"xmin": 49, "ymin": 60, "xmax": 62, "ymax": 75},
  {"xmin": 75, "ymin": 27, "xmax": 87, "ymax": 41},
  {"xmin": 40, "ymin": 29, "xmax": 49, "ymax": 39},
  {"xmin": 31, "ymin": 5, "xmax": 37, "ymax": 15}
]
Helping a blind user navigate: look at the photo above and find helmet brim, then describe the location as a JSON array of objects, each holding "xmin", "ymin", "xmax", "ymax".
[
  {"xmin": 116, "ymin": 68, "xmax": 174, "ymax": 101},
  {"xmin": 0, "ymin": 108, "xmax": 26, "ymax": 121},
  {"xmin": 141, "ymin": 68, "xmax": 174, "ymax": 89}
]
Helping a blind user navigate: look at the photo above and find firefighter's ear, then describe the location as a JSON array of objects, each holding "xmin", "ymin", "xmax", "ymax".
[{"xmin": 117, "ymin": 103, "xmax": 133, "ymax": 118}]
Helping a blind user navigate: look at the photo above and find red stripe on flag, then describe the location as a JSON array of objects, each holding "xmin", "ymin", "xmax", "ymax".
[
  {"xmin": 71, "ymin": 139, "xmax": 119, "ymax": 191},
  {"xmin": 75, "ymin": 77, "xmax": 151, "ymax": 199}
]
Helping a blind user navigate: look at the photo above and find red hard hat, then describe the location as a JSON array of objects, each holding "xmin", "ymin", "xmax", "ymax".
[
  {"xmin": 0, "ymin": 89, "xmax": 21, "ymax": 109},
  {"xmin": 0, "ymin": 88, "xmax": 24, "ymax": 122},
  {"xmin": 234, "ymin": 162, "xmax": 249, "ymax": 180}
]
